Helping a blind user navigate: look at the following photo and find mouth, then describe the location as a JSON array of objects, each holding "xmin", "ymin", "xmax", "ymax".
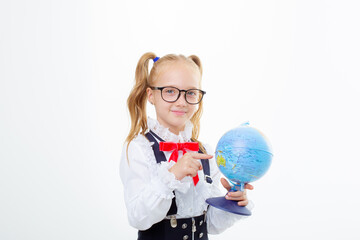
[{"xmin": 171, "ymin": 110, "xmax": 187, "ymax": 116}]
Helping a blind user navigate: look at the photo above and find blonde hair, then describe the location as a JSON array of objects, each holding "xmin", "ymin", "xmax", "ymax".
[{"xmin": 126, "ymin": 52, "xmax": 206, "ymax": 156}]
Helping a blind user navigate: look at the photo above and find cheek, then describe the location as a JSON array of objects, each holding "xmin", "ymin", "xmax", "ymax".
[
  {"xmin": 153, "ymin": 93, "xmax": 164, "ymax": 105},
  {"xmin": 154, "ymin": 98, "xmax": 170, "ymax": 112},
  {"xmin": 188, "ymin": 105, "xmax": 198, "ymax": 116}
]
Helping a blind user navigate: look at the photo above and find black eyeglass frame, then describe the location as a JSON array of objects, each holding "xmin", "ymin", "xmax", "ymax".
[{"xmin": 150, "ymin": 86, "xmax": 206, "ymax": 105}]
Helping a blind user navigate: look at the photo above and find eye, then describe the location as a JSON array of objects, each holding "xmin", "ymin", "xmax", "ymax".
[
  {"xmin": 187, "ymin": 90, "xmax": 198, "ymax": 96},
  {"xmin": 165, "ymin": 89, "xmax": 175, "ymax": 94},
  {"xmin": 163, "ymin": 87, "xmax": 177, "ymax": 95}
]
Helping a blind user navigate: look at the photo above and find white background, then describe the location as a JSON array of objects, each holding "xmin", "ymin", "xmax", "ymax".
[{"xmin": 1, "ymin": 0, "xmax": 359, "ymax": 239}]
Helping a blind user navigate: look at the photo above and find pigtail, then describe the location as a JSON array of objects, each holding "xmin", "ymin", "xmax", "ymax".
[
  {"xmin": 188, "ymin": 55, "xmax": 206, "ymax": 154},
  {"xmin": 126, "ymin": 52, "xmax": 157, "ymax": 148},
  {"xmin": 188, "ymin": 55, "xmax": 203, "ymax": 76}
]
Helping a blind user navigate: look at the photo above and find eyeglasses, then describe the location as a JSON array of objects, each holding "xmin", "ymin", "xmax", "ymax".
[{"xmin": 150, "ymin": 86, "xmax": 206, "ymax": 105}]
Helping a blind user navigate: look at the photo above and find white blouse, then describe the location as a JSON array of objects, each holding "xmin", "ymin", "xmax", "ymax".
[{"xmin": 120, "ymin": 117, "xmax": 252, "ymax": 234}]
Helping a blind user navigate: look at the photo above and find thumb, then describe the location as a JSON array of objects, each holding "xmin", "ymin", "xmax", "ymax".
[{"xmin": 220, "ymin": 178, "xmax": 231, "ymax": 191}]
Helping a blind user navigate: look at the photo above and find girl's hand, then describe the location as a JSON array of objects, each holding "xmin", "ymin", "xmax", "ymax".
[
  {"xmin": 221, "ymin": 178, "xmax": 254, "ymax": 206},
  {"xmin": 169, "ymin": 152, "xmax": 213, "ymax": 181}
]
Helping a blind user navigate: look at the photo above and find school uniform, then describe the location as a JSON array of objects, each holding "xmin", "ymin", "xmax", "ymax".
[{"xmin": 120, "ymin": 117, "xmax": 252, "ymax": 239}]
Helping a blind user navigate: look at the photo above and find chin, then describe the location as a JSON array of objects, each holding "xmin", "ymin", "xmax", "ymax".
[{"xmin": 168, "ymin": 117, "xmax": 188, "ymax": 131}]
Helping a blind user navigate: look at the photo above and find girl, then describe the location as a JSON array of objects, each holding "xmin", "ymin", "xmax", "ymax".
[{"xmin": 120, "ymin": 52, "xmax": 253, "ymax": 240}]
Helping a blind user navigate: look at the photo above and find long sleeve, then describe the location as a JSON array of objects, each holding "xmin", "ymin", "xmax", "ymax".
[{"xmin": 120, "ymin": 135, "xmax": 190, "ymax": 230}]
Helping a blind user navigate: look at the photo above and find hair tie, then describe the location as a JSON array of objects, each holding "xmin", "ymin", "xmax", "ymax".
[{"xmin": 153, "ymin": 57, "xmax": 160, "ymax": 62}]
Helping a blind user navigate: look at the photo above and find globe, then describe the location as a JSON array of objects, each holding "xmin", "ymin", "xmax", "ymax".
[{"xmin": 206, "ymin": 122, "xmax": 273, "ymax": 216}]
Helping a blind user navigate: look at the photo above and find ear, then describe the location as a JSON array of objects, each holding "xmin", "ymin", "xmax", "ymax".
[{"xmin": 146, "ymin": 87, "xmax": 154, "ymax": 105}]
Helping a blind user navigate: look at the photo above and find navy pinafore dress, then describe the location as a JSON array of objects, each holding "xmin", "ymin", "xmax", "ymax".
[{"xmin": 137, "ymin": 131, "xmax": 212, "ymax": 240}]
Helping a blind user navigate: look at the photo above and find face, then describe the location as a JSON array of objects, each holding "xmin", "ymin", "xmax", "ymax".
[{"xmin": 147, "ymin": 61, "xmax": 201, "ymax": 135}]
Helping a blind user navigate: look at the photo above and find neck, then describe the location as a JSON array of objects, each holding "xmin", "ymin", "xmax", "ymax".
[{"xmin": 168, "ymin": 128, "xmax": 181, "ymax": 135}]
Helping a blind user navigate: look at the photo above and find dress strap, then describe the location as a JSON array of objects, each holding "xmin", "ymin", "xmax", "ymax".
[
  {"xmin": 145, "ymin": 131, "xmax": 167, "ymax": 163},
  {"xmin": 198, "ymin": 149, "xmax": 213, "ymax": 184},
  {"xmin": 145, "ymin": 131, "xmax": 178, "ymax": 216}
]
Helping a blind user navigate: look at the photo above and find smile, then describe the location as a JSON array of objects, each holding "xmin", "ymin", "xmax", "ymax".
[{"xmin": 171, "ymin": 110, "xmax": 187, "ymax": 116}]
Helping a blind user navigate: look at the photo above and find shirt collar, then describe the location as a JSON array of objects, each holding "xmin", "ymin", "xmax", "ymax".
[{"xmin": 147, "ymin": 117, "xmax": 193, "ymax": 142}]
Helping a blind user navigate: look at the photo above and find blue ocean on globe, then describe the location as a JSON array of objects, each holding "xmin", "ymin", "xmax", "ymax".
[{"xmin": 215, "ymin": 122, "xmax": 273, "ymax": 191}]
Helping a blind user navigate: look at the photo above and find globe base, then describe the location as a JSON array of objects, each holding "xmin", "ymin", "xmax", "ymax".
[{"xmin": 206, "ymin": 196, "xmax": 252, "ymax": 216}]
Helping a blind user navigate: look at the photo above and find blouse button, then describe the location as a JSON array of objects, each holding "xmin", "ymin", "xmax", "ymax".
[
  {"xmin": 183, "ymin": 235, "xmax": 189, "ymax": 240},
  {"xmin": 199, "ymin": 232, "xmax": 204, "ymax": 238},
  {"xmin": 182, "ymin": 223, "xmax": 187, "ymax": 229},
  {"xmin": 199, "ymin": 220, "xmax": 203, "ymax": 226}
]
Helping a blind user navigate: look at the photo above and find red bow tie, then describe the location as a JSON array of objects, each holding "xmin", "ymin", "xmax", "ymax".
[{"xmin": 159, "ymin": 142, "xmax": 200, "ymax": 186}]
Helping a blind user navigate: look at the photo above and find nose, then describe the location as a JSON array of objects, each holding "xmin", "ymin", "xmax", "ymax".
[{"xmin": 175, "ymin": 91, "xmax": 187, "ymax": 106}]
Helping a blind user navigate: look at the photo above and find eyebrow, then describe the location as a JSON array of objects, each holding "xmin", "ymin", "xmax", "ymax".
[{"xmin": 162, "ymin": 85, "xmax": 201, "ymax": 90}]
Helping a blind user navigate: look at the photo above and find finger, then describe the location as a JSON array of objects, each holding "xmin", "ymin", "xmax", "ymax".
[
  {"xmin": 237, "ymin": 199, "xmax": 249, "ymax": 206},
  {"xmin": 227, "ymin": 190, "xmax": 246, "ymax": 199},
  {"xmin": 194, "ymin": 160, "xmax": 202, "ymax": 170},
  {"xmin": 190, "ymin": 152, "xmax": 213, "ymax": 159},
  {"xmin": 225, "ymin": 195, "xmax": 246, "ymax": 201},
  {"xmin": 186, "ymin": 167, "xmax": 199, "ymax": 177},
  {"xmin": 226, "ymin": 192, "xmax": 247, "ymax": 201},
  {"xmin": 186, "ymin": 159, "xmax": 201, "ymax": 170},
  {"xmin": 190, "ymin": 168, "xmax": 199, "ymax": 177},
  {"xmin": 192, "ymin": 163, "xmax": 202, "ymax": 171},
  {"xmin": 189, "ymin": 163, "xmax": 201, "ymax": 173},
  {"xmin": 244, "ymin": 183, "xmax": 254, "ymax": 190},
  {"xmin": 220, "ymin": 178, "xmax": 231, "ymax": 191}
]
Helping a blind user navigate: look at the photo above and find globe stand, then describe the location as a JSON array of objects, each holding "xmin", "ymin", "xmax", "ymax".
[{"xmin": 206, "ymin": 183, "xmax": 252, "ymax": 216}]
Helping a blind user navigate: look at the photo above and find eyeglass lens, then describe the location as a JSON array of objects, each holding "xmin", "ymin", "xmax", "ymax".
[{"xmin": 161, "ymin": 87, "xmax": 203, "ymax": 104}]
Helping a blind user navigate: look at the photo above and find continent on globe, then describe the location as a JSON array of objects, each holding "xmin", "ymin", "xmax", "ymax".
[{"xmin": 216, "ymin": 154, "xmax": 226, "ymax": 167}]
